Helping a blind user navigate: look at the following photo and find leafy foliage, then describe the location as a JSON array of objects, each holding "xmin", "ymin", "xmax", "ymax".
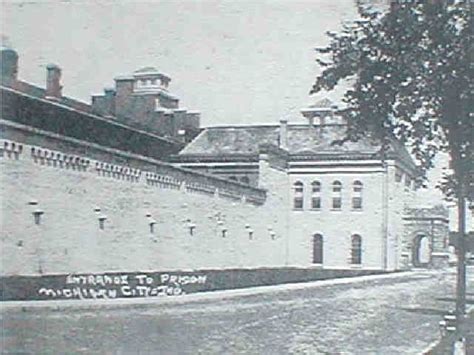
[{"xmin": 312, "ymin": 1, "xmax": 472, "ymax": 198}]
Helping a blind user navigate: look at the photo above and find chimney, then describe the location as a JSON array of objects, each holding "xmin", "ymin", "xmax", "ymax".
[
  {"xmin": 46, "ymin": 64, "xmax": 62, "ymax": 100},
  {"xmin": 1, "ymin": 47, "xmax": 19, "ymax": 85},
  {"xmin": 114, "ymin": 76, "xmax": 134, "ymax": 118},
  {"xmin": 103, "ymin": 87, "xmax": 116, "ymax": 117},
  {"xmin": 279, "ymin": 119, "xmax": 288, "ymax": 150}
]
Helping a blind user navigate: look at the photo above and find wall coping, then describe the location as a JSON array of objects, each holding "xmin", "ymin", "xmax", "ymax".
[{"xmin": 0, "ymin": 120, "xmax": 267, "ymax": 205}]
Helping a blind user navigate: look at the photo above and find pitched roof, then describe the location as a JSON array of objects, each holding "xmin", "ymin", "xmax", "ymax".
[
  {"xmin": 178, "ymin": 123, "xmax": 417, "ymax": 170},
  {"xmin": 180, "ymin": 124, "xmax": 376, "ymax": 155},
  {"xmin": 8, "ymin": 80, "xmax": 93, "ymax": 114},
  {"xmin": 1, "ymin": 85, "xmax": 183, "ymax": 160}
]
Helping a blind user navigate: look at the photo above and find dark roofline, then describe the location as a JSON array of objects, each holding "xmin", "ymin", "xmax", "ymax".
[
  {"xmin": 291, "ymin": 153, "xmax": 389, "ymax": 161},
  {"xmin": 1, "ymin": 86, "xmax": 183, "ymax": 160},
  {"xmin": 202, "ymin": 123, "xmax": 348, "ymax": 129},
  {"xmin": 1, "ymin": 85, "xmax": 180, "ymax": 145},
  {"xmin": 11, "ymin": 80, "xmax": 93, "ymax": 114},
  {"xmin": 173, "ymin": 152, "xmax": 406, "ymax": 164}
]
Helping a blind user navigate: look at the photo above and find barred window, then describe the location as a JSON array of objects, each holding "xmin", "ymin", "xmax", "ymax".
[
  {"xmin": 293, "ymin": 181, "xmax": 304, "ymax": 210},
  {"xmin": 311, "ymin": 181, "xmax": 321, "ymax": 209},
  {"xmin": 332, "ymin": 181, "xmax": 342, "ymax": 209},
  {"xmin": 352, "ymin": 197, "xmax": 362, "ymax": 210},
  {"xmin": 352, "ymin": 181, "xmax": 363, "ymax": 210}
]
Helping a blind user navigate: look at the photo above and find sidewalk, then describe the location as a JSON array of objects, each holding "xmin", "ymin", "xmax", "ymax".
[
  {"xmin": 1, "ymin": 269, "xmax": 437, "ymax": 312},
  {"xmin": 423, "ymin": 308, "xmax": 474, "ymax": 355}
]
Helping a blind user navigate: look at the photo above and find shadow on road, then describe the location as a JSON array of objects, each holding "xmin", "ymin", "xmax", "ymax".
[
  {"xmin": 435, "ymin": 297, "xmax": 474, "ymax": 304},
  {"xmin": 396, "ymin": 307, "xmax": 447, "ymax": 316}
]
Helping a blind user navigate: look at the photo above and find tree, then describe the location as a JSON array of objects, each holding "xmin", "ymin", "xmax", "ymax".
[{"xmin": 311, "ymin": 0, "xmax": 472, "ymax": 320}]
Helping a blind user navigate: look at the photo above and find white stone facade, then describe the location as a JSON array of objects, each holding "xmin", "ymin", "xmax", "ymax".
[{"xmin": 175, "ymin": 104, "xmax": 450, "ymax": 271}]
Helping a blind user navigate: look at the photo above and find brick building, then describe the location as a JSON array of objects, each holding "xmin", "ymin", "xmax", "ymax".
[{"xmin": 91, "ymin": 67, "xmax": 200, "ymax": 142}]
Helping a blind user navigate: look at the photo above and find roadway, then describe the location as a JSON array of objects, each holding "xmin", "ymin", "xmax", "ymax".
[{"xmin": 2, "ymin": 268, "xmax": 473, "ymax": 354}]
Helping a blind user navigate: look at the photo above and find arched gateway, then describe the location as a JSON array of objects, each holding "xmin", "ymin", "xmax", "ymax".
[
  {"xmin": 412, "ymin": 234, "xmax": 431, "ymax": 267},
  {"xmin": 403, "ymin": 206, "xmax": 450, "ymax": 269}
]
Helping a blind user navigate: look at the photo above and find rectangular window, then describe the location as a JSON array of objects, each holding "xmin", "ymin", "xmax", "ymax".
[
  {"xmin": 352, "ymin": 197, "xmax": 362, "ymax": 210},
  {"xmin": 405, "ymin": 175, "xmax": 412, "ymax": 188},
  {"xmin": 332, "ymin": 197, "xmax": 342, "ymax": 210},
  {"xmin": 294, "ymin": 197, "xmax": 303, "ymax": 210},
  {"xmin": 311, "ymin": 197, "xmax": 321, "ymax": 210}
]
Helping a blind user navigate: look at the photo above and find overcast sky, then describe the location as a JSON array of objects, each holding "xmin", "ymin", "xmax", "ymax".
[
  {"xmin": 1, "ymin": 0, "xmax": 358, "ymax": 126},
  {"xmin": 1, "ymin": 0, "xmax": 450, "ymax": 204}
]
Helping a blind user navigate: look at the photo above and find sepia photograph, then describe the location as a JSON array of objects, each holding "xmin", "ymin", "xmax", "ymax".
[{"xmin": 0, "ymin": 0, "xmax": 472, "ymax": 353}]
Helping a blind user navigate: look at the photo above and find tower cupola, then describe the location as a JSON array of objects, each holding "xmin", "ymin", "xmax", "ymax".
[{"xmin": 133, "ymin": 66, "xmax": 171, "ymax": 92}]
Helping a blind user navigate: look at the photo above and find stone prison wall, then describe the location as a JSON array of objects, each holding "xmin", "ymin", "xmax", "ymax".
[{"xmin": 0, "ymin": 128, "xmax": 293, "ymax": 278}]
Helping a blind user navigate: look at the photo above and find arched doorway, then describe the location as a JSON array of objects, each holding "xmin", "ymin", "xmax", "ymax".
[
  {"xmin": 351, "ymin": 234, "xmax": 362, "ymax": 265},
  {"xmin": 312, "ymin": 234, "xmax": 323, "ymax": 264},
  {"xmin": 412, "ymin": 234, "xmax": 431, "ymax": 267}
]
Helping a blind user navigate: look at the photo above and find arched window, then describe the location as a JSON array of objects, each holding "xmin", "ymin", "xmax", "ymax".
[
  {"xmin": 351, "ymin": 234, "xmax": 362, "ymax": 264},
  {"xmin": 293, "ymin": 181, "xmax": 304, "ymax": 210},
  {"xmin": 352, "ymin": 181, "xmax": 363, "ymax": 210},
  {"xmin": 311, "ymin": 181, "xmax": 321, "ymax": 209},
  {"xmin": 332, "ymin": 181, "xmax": 342, "ymax": 209},
  {"xmin": 312, "ymin": 234, "xmax": 323, "ymax": 264},
  {"xmin": 240, "ymin": 176, "xmax": 250, "ymax": 185}
]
